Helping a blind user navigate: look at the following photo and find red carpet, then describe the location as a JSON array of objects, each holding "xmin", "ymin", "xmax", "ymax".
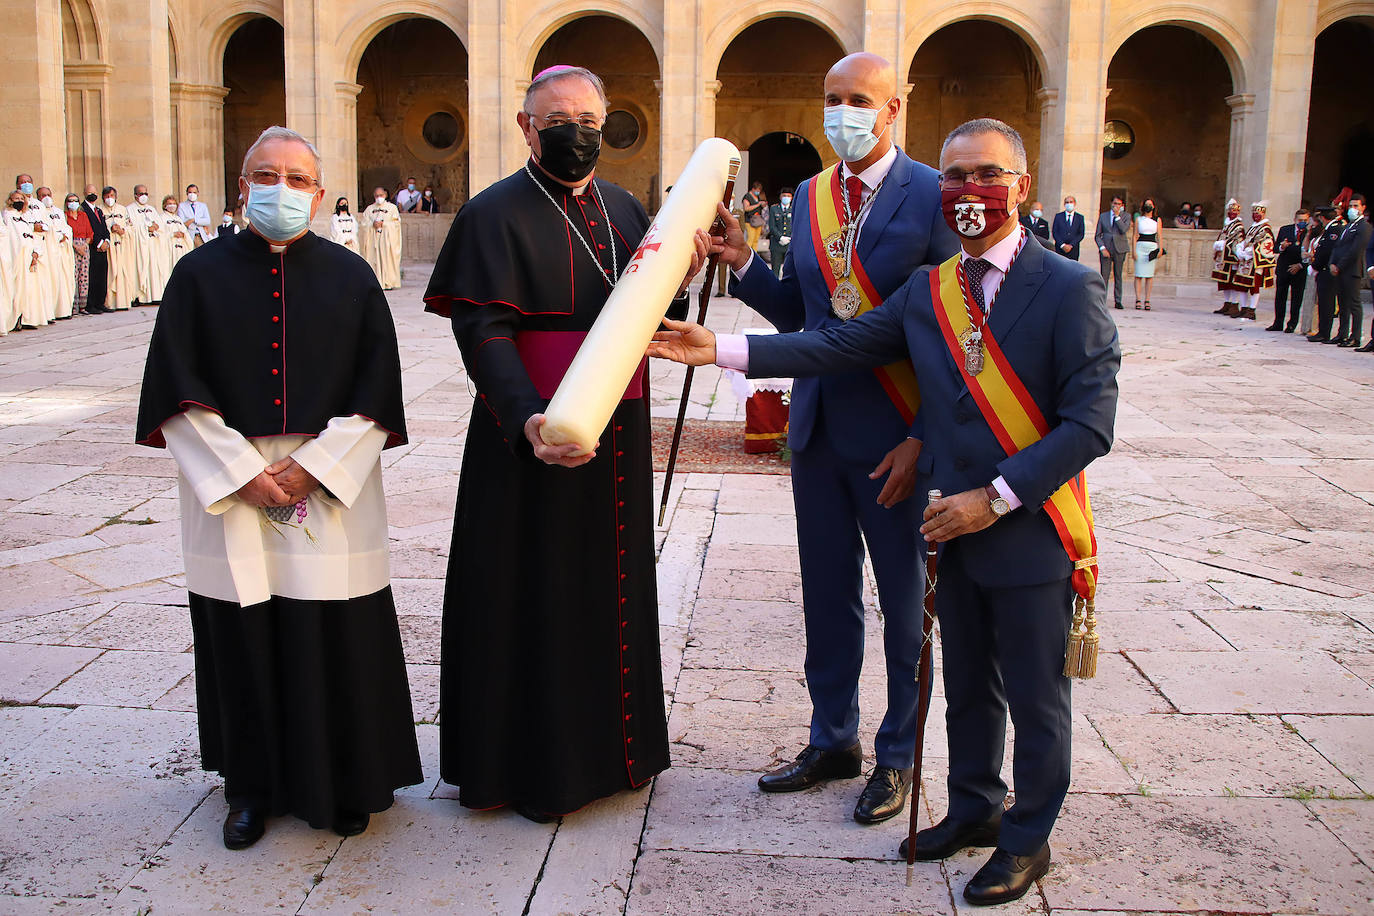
[{"xmin": 651, "ymin": 418, "xmax": 790, "ymax": 475}]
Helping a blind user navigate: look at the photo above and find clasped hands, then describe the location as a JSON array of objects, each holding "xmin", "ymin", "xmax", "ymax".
[{"xmin": 235, "ymin": 457, "xmax": 319, "ymax": 508}]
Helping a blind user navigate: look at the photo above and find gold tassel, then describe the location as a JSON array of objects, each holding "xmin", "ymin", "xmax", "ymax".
[
  {"xmin": 1076, "ymin": 599, "xmax": 1099, "ymax": 679},
  {"xmin": 1063, "ymin": 595, "xmax": 1085, "ymax": 678}
]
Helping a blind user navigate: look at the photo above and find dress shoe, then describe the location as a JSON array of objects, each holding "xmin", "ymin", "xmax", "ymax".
[
  {"xmin": 963, "ymin": 844, "xmax": 1051, "ymax": 906},
  {"xmin": 758, "ymin": 742, "xmax": 863, "ymax": 793},
  {"xmin": 1357, "ymin": 341, "xmax": 1374, "ymax": 353},
  {"xmin": 332, "ymin": 810, "xmax": 370, "ymax": 837},
  {"xmin": 222, "ymin": 807, "xmax": 266, "ymax": 850},
  {"xmin": 512, "ymin": 803, "xmax": 558, "ymax": 824},
  {"xmin": 853, "ymin": 766, "xmax": 912, "ymax": 824},
  {"xmin": 1212, "ymin": 303, "xmax": 1230, "ymax": 314},
  {"xmin": 1339, "ymin": 338, "xmax": 1362, "ymax": 348},
  {"xmin": 1265, "ymin": 323, "xmax": 1283, "ymax": 331},
  {"xmin": 897, "ymin": 812, "xmax": 1002, "ymax": 861},
  {"xmin": 1324, "ymin": 336, "xmax": 1346, "ymax": 345},
  {"xmin": 1308, "ymin": 334, "xmax": 1329, "ymax": 342},
  {"xmin": 1284, "ymin": 324, "xmax": 1297, "ymax": 333}
]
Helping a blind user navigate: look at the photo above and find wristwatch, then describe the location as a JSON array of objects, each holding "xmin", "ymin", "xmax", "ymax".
[{"xmin": 984, "ymin": 484, "xmax": 1011, "ymax": 518}]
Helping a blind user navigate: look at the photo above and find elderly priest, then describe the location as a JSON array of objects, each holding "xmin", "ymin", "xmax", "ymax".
[{"xmin": 136, "ymin": 126, "xmax": 421, "ymax": 851}]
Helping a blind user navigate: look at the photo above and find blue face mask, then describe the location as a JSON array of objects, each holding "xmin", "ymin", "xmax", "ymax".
[
  {"xmin": 19, "ymin": 182, "xmax": 33, "ymax": 195},
  {"xmin": 1350, "ymin": 207, "xmax": 1361, "ymax": 222},
  {"xmin": 1031, "ymin": 209, "xmax": 1043, "ymax": 220},
  {"xmin": 245, "ymin": 181, "xmax": 315, "ymax": 242},
  {"xmin": 823, "ymin": 100, "xmax": 892, "ymax": 162}
]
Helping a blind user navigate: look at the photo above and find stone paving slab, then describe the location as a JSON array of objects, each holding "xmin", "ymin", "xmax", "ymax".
[{"xmin": 1131, "ymin": 648, "xmax": 1374, "ymax": 714}]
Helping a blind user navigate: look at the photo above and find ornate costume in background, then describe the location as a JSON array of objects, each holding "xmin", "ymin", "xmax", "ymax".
[{"xmin": 1211, "ymin": 199, "xmax": 1246, "ymax": 317}]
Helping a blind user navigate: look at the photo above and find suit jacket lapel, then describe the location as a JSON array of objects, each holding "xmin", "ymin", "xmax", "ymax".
[
  {"xmin": 988, "ymin": 240, "xmax": 1049, "ymax": 340},
  {"xmin": 856, "ymin": 152, "xmax": 910, "ymax": 264}
]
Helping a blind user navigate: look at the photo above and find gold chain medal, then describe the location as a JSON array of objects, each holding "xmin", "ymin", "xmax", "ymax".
[
  {"xmin": 959, "ymin": 326, "xmax": 986, "ymax": 375},
  {"xmin": 831, "ymin": 280, "xmax": 862, "ymax": 319}
]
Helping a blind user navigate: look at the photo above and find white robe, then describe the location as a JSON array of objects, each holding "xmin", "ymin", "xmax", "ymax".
[
  {"xmin": 42, "ymin": 206, "xmax": 75, "ymax": 319},
  {"xmin": 4, "ymin": 209, "xmax": 52, "ymax": 328},
  {"xmin": 126, "ymin": 200, "xmax": 162, "ymax": 302},
  {"xmin": 162, "ymin": 209, "xmax": 192, "ymax": 271},
  {"xmin": 330, "ymin": 213, "xmax": 360, "ymax": 254},
  {"xmin": 102, "ymin": 203, "xmax": 136, "ymax": 310},
  {"xmin": 0, "ymin": 216, "xmax": 14, "ymax": 334},
  {"xmin": 161, "ymin": 407, "xmax": 392, "ymax": 607},
  {"xmin": 361, "ymin": 201, "xmax": 402, "ymax": 290}
]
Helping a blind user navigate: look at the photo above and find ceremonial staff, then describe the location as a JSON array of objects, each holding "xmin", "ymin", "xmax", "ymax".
[
  {"xmin": 906, "ymin": 488, "xmax": 941, "ymax": 886},
  {"xmin": 658, "ymin": 163, "xmax": 740, "ymax": 527}
]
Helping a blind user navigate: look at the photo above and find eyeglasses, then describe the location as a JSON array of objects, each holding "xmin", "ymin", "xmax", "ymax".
[
  {"xmin": 244, "ymin": 170, "xmax": 318, "ymax": 191},
  {"xmin": 938, "ymin": 167, "xmax": 1021, "ymax": 190},
  {"xmin": 528, "ymin": 112, "xmax": 604, "ymax": 130}
]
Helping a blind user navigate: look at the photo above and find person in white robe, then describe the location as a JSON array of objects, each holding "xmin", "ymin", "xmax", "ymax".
[
  {"xmin": 361, "ymin": 189, "xmax": 402, "ymax": 289},
  {"xmin": 126, "ymin": 184, "xmax": 162, "ymax": 303},
  {"xmin": 0, "ymin": 209, "xmax": 15, "ymax": 334},
  {"xmin": 161, "ymin": 195, "xmax": 192, "ymax": 271},
  {"xmin": 329, "ymin": 197, "xmax": 359, "ymax": 254},
  {"xmin": 102, "ymin": 188, "xmax": 136, "ymax": 310},
  {"xmin": 5, "ymin": 190, "xmax": 52, "ymax": 329},
  {"xmin": 38, "ymin": 189, "xmax": 75, "ymax": 320}
]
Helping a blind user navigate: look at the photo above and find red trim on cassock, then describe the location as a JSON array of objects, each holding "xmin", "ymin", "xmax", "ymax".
[
  {"xmin": 422, "ymin": 295, "xmax": 573, "ymax": 319},
  {"xmin": 135, "ymin": 399, "xmax": 225, "ymax": 448}
]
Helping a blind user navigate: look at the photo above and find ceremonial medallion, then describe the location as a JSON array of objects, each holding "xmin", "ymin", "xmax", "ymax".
[
  {"xmin": 831, "ymin": 280, "xmax": 862, "ymax": 320},
  {"xmin": 824, "ymin": 230, "xmax": 847, "ymax": 278},
  {"xmin": 960, "ymin": 327, "xmax": 986, "ymax": 376}
]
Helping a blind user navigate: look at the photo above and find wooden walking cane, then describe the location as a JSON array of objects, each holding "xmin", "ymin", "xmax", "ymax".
[
  {"xmin": 906, "ymin": 488, "xmax": 942, "ymax": 886},
  {"xmin": 657, "ymin": 162, "xmax": 740, "ymax": 527}
]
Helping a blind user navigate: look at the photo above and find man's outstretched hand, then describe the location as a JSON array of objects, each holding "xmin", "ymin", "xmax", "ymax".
[
  {"xmin": 524, "ymin": 414, "xmax": 597, "ymax": 468},
  {"xmin": 647, "ymin": 318, "xmax": 718, "ymax": 366}
]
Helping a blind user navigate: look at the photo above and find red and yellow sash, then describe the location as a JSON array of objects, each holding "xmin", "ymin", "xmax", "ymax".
[
  {"xmin": 807, "ymin": 164, "xmax": 921, "ymax": 424},
  {"xmin": 927, "ymin": 254, "xmax": 1099, "ymax": 604}
]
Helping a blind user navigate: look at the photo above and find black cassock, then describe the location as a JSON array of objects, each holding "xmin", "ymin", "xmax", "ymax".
[
  {"xmin": 136, "ymin": 229, "xmax": 421, "ymax": 827},
  {"xmin": 424, "ymin": 162, "xmax": 681, "ymax": 815}
]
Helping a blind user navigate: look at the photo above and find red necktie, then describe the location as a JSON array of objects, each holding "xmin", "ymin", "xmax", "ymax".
[{"xmin": 845, "ymin": 175, "xmax": 864, "ymax": 215}]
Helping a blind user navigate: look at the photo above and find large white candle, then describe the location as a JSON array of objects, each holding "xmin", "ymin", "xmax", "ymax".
[{"xmin": 541, "ymin": 138, "xmax": 741, "ymax": 454}]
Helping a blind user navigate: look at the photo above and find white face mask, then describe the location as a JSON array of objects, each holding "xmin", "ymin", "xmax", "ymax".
[
  {"xmin": 188, "ymin": 192, "xmax": 198, "ymax": 202},
  {"xmin": 222, "ymin": 216, "xmax": 234, "ymax": 226},
  {"xmin": 375, "ymin": 196, "xmax": 385, "ymax": 204},
  {"xmin": 780, "ymin": 196, "xmax": 792, "ymax": 207},
  {"xmin": 104, "ymin": 197, "xmax": 116, "ymax": 208},
  {"xmin": 823, "ymin": 99, "xmax": 894, "ymax": 162},
  {"xmin": 1031, "ymin": 209, "xmax": 1043, "ymax": 220},
  {"xmin": 165, "ymin": 204, "xmax": 177, "ymax": 214},
  {"xmin": 66, "ymin": 200, "xmax": 79, "ymax": 211},
  {"xmin": 137, "ymin": 194, "xmax": 148, "ymax": 205},
  {"xmin": 41, "ymin": 196, "xmax": 53, "ymax": 208}
]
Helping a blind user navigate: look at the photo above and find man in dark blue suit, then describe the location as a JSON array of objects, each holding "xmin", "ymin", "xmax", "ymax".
[
  {"xmin": 685, "ymin": 51, "xmax": 958, "ymax": 826},
  {"xmin": 1052, "ymin": 195, "xmax": 1084, "ymax": 261},
  {"xmin": 658, "ymin": 119, "xmax": 1119, "ymax": 906}
]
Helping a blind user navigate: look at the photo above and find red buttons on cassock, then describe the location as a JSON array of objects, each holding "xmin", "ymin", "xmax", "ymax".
[
  {"xmin": 626, "ymin": 736, "xmax": 634, "ymax": 743},
  {"xmin": 623, "ymin": 691, "xmax": 630, "ymax": 698},
  {"xmin": 589, "ymin": 220, "xmax": 597, "ymax": 226},
  {"xmin": 614, "ymin": 425, "xmax": 623, "ymax": 432},
  {"xmin": 620, "ymin": 573, "xmax": 627, "ymax": 580},
  {"xmin": 624, "ymin": 714, "xmax": 631, "ymax": 721},
  {"xmin": 621, "ymin": 644, "xmax": 629, "ymax": 651},
  {"xmin": 273, "ymin": 398, "xmax": 282, "ymax": 406},
  {"xmin": 628, "ymin": 758, "xmax": 635, "ymax": 765},
  {"xmin": 620, "ymin": 597, "xmax": 628, "ymax": 604},
  {"xmin": 617, "ymin": 476, "xmax": 624, "ymax": 483},
  {"xmin": 271, "ymin": 369, "xmax": 278, "ymax": 375},
  {"xmin": 271, "ymin": 267, "xmax": 278, "ymax": 275},
  {"xmin": 597, "ymin": 243, "xmax": 606, "ymax": 250},
  {"xmin": 621, "ymin": 620, "xmax": 629, "ymax": 627},
  {"xmin": 615, "ymin": 450, "xmax": 624, "ymax": 457},
  {"xmin": 623, "ymin": 667, "xmax": 630, "ymax": 675},
  {"xmin": 619, "ymin": 549, "xmax": 626, "ymax": 556},
  {"xmin": 271, "ymin": 342, "xmax": 279, "ymax": 349},
  {"xmin": 272, "ymin": 291, "xmax": 280, "ymax": 299},
  {"xmin": 271, "ymin": 315, "xmax": 279, "ymax": 323},
  {"xmin": 618, "ymin": 500, "xmax": 625, "ymax": 507},
  {"xmin": 618, "ymin": 524, "xmax": 625, "ymax": 531}
]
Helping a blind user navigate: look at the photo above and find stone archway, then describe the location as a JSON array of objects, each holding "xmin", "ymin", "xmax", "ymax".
[
  {"xmin": 746, "ymin": 132, "xmax": 822, "ymax": 202},
  {"xmin": 1301, "ymin": 16, "xmax": 1374, "ymax": 207},
  {"xmin": 532, "ymin": 15, "xmax": 661, "ymax": 207},
  {"xmin": 714, "ymin": 17, "xmax": 845, "ymax": 197},
  {"xmin": 905, "ymin": 20, "xmax": 1044, "ymax": 196},
  {"xmin": 221, "ymin": 17, "xmax": 285, "ymax": 209},
  {"xmin": 355, "ymin": 18, "xmax": 469, "ymax": 210},
  {"xmin": 1104, "ymin": 25, "xmax": 1234, "ymax": 220}
]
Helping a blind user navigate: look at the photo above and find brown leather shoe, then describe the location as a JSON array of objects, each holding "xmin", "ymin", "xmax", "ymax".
[
  {"xmin": 963, "ymin": 844, "xmax": 1051, "ymax": 906},
  {"xmin": 758, "ymin": 743, "xmax": 863, "ymax": 793},
  {"xmin": 852, "ymin": 766, "xmax": 912, "ymax": 824}
]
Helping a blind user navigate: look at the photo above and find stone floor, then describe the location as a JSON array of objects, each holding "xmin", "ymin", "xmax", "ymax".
[{"xmin": 1, "ymin": 265, "xmax": 1372, "ymax": 915}]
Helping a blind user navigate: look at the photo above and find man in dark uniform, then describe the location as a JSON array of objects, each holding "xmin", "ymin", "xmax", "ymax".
[
  {"xmin": 1310, "ymin": 205, "xmax": 1345, "ymax": 343},
  {"xmin": 1267, "ymin": 209, "xmax": 1308, "ymax": 332},
  {"xmin": 1332, "ymin": 192, "xmax": 1370, "ymax": 348},
  {"xmin": 1019, "ymin": 200, "xmax": 1049, "ymax": 241},
  {"xmin": 423, "ymin": 66, "xmax": 680, "ymax": 822},
  {"xmin": 767, "ymin": 186, "xmax": 794, "ymax": 278},
  {"xmin": 79, "ymin": 183, "xmax": 110, "ymax": 313}
]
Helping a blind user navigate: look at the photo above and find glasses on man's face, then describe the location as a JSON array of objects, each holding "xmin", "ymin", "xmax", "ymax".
[
  {"xmin": 938, "ymin": 167, "xmax": 1021, "ymax": 190},
  {"xmin": 245, "ymin": 170, "xmax": 318, "ymax": 191},
  {"xmin": 530, "ymin": 112, "xmax": 604, "ymax": 130}
]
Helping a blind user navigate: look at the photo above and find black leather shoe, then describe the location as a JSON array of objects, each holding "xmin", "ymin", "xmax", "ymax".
[
  {"xmin": 332, "ymin": 811, "xmax": 370, "ymax": 837},
  {"xmin": 853, "ymin": 766, "xmax": 912, "ymax": 824},
  {"xmin": 1357, "ymin": 341, "xmax": 1374, "ymax": 353},
  {"xmin": 1308, "ymin": 334, "xmax": 1329, "ymax": 342},
  {"xmin": 512, "ymin": 803, "xmax": 558, "ymax": 824},
  {"xmin": 898, "ymin": 812, "xmax": 1002, "ymax": 861},
  {"xmin": 223, "ymin": 807, "xmax": 266, "ymax": 850},
  {"xmin": 1340, "ymin": 338, "xmax": 1362, "ymax": 348},
  {"xmin": 1284, "ymin": 324, "xmax": 1297, "ymax": 333},
  {"xmin": 758, "ymin": 742, "xmax": 863, "ymax": 793},
  {"xmin": 963, "ymin": 844, "xmax": 1051, "ymax": 906},
  {"xmin": 1325, "ymin": 336, "xmax": 1347, "ymax": 345},
  {"xmin": 1265, "ymin": 323, "xmax": 1283, "ymax": 331}
]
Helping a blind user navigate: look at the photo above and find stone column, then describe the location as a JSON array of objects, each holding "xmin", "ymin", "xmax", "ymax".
[
  {"xmin": 103, "ymin": 0, "xmax": 173, "ymax": 194},
  {"xmin": 1237, "ymin": 0, "xmax": 1318, "ymax": 217},
  {"xmin": 1046, "ymin": 0, "xmax": 1108, "ymax": 229},
  {"xmin": 659, "ymin": 0, "xmax": 703, "ymax": 197},
  {"xmin": 1225, "ymin": 93, "xmax": 1254, "ymax": 205},
  {"xmin": 282, "ymin": 0, "xmax": 322, "ymax": 141},
  {"xmin": 467, "ymin": 0, "xmax": 524, "ymax": 194},
  {"xmin": 334, "ymin": 82, "xmax": 363, "ymax": 203},
  {"xmin": 0, "ymin": 0, "xmax": 69, "ymax": 189},
  {"xmin": 170, "ymin": 83, "xmax": 230, "ymax": 205},
  {"xmin": 63, "ymin": 63, "xmax": 113, "ymax": 192},
  {"xmin": 894, "ymin": 82, "xmax": 914, "ymax": 151},
  {"xmin": 697, "ymin": 80, "xmax": 722, "ymax": 151},
  {"xmin": 1034, "ymin": 87, "xmax": 1062, "ymax": 206}
]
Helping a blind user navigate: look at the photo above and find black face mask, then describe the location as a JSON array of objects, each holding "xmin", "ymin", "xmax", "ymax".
[
  {"xmin": 336, "ymin": 204, "xmax": 349, "ymax": 214},
  {"xmin": 535, "ymin": 122, "xmax": 602, "ymax": 183},
  {"xmin": 10, "ymin": 201, "xmax": 24, "ymax": 212},
  {"xmin": 85, "ymin": 193, "xmax": 98, "ymax": 203}
]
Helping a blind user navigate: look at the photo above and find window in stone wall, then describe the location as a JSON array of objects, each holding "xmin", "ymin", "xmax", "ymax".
[
  {"xmin": 603, "ymin": 109, "xmax": 642, "ymax": 151},
  {"xmin": 422, "ymin": 111, "xmax": 462, "ymax": 151},
  {"xmin": 1103, "ymin": 120, "xmax": 1135, "ymax": 160}
]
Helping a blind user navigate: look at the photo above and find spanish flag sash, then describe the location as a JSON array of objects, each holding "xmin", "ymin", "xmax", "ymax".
[
  {"xmin": 928, "ymin": 252, "xmax": 1102, "ymax": 678},
  {"xmin": 807, "ymin": 164, "xmax": 922, "ymax": 424}
]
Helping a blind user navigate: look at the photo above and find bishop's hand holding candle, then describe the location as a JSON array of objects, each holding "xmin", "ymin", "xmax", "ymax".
[{"xmin": 421, "ymin": 65, "xmax": 735, "ymax": 821}]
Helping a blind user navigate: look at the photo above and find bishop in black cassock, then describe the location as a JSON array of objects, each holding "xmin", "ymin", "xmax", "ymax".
[
  {"xmin": 423, "ymin": 66, "xmax": 681, "ymax": 820},
  {"xmin": 136, "ymin": 127, "xmax": 421, "ymax": 849}
]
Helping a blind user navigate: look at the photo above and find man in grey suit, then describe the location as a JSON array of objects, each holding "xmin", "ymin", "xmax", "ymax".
[{"xmin": 1094, "ymin": 196, "xmax": 1130, "ymax": 309}]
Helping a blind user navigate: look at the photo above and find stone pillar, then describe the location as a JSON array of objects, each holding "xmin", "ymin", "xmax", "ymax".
[
  {"xmin": 1035, "ymin": 87, "xmax": 1062, "ymax": 206},
  {"xmin": 894, "ymin": 82, "xmax": 914, "ymax": 151},
  {"xmin": 1237, "ymin": 0, "xmax": 1318, "ymax": 217},
  {"xmin": 170, "ymin": 84, "xmax": 229, "ymax": 204},
  {"xmin": 63, "ymin": 63, "xmax": 113, "ymax": 192},
  {"xmin": 659, "ymin": 0, "xmax": 703, "ymax": 197},
  {"xmin": 467, "ymin": 0, "xmax": 524, "ymax": 194},
  {"xmin": 334, "ymin": 82, "xmax": 363, "ymax": 203},
  {"xmin": 282, "ymin": 0, "xmax": 322, "ymax": 141},
  {"xmin": 0, "ymin": 0, "xmax": 69, "ymax": 189},
  {"xmin": 1225, "ymin": 93, "xmax": 1254, "ymax": 205},
  {"xmin": 103, "ymin": 0, "xmax": 173, "ymax": 195},
  {"xmin": 697, "ymin": 80, "xmax": 722, "ymax": 151},
  {"xmin": 1047, "ymin": 0, "xmax": 1108, "ymax": 229}
]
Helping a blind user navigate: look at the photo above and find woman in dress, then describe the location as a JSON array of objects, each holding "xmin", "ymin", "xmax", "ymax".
[
  {"xmin": 65, "ymin": 193, "xmax": 93, "ymax": 315},
  {"xmin": 1133, "ymin": 197, "xmax": 1162, "ymax": 310},
  {"xmin": 330, "ymin": 197, "xmax": 360, "ymax": 254}
]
